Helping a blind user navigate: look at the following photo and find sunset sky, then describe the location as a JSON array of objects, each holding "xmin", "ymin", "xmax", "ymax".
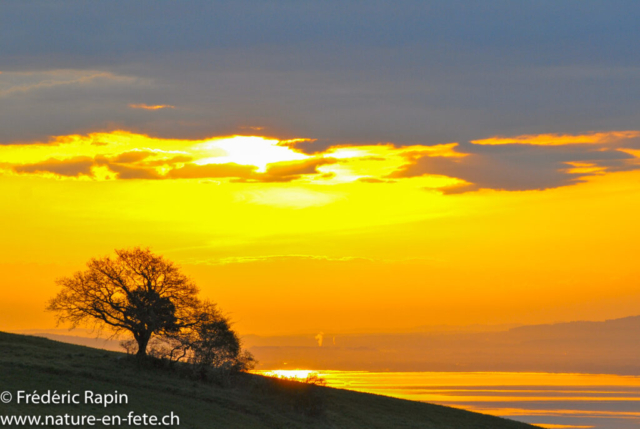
[{"xmin": 1, "ymin": 1, "xmax": 639, "ymax": 336}]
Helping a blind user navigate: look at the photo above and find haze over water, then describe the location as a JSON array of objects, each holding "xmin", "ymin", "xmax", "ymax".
[{"xmin": 259, "ymin": 370, "xmax": 640, "ymax": 429}]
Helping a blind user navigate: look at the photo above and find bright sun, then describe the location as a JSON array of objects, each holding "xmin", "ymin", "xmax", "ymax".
[{"xmin": 195, "ymin": 136, "xmax": 308, "ymax": 172}]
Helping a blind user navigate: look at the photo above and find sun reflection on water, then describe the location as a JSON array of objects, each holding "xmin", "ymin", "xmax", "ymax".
[{"xmin": 253, "ymin": 370, "xmax": 640, "ymax": 429}]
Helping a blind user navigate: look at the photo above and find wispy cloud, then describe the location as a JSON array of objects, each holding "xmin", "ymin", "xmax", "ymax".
[
  {"xmin": 472, "ymin": 131, "xmax": 640, "ymax": 146},
  {"xmin": 192, "ymin": 255, "xmax": 373, "ymax": 266},
  {"xmin": 128, "ymin": 103, "xmax": 175, "ymax": 110},
  {"xmin": 0, "ymin": 70, "xmax": 140, "ymax": 98},
  {"xmin": 13, "ymin": 156, "xmax": 95, "ymax": 178}
]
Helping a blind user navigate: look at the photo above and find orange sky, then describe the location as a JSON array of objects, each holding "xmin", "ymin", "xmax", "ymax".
[{"xmin": 1, "ymin": 130, "xmax": 640, "ymax": 335}]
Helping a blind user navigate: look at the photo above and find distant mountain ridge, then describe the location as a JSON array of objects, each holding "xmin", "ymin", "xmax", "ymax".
[
  {"xmin": 508, "ymin": 314, "xmax": 640, "ymax": 337},
  {"xmin": 244, "ymin": 315, "xmax": 640, "ymax": 374},
  {"xmin": 17, "ymin": 315, "xmax": 640, "ymax": 374}
]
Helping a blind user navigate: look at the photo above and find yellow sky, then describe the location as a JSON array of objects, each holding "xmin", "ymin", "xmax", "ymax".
[{"xmin": 1, "ymin": 130, "xmax": 640, "ymax": 335}]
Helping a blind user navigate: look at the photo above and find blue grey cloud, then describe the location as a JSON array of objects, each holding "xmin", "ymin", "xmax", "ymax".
[
  {"xmin": 389, "ymin": 139, "xmax": 640, "ymax": 192},
  {"xmin": 2, "ymin": 0, "xmax": 639, "ymax": 144},
  {"xmin": 1, "ymin": 0, "xmax": 639, "ymax": 191}
]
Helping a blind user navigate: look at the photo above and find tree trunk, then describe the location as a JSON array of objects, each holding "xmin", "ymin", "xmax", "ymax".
[{"xmin": 135, "ymin": 332, "xmax": 151, "ymax": 357}]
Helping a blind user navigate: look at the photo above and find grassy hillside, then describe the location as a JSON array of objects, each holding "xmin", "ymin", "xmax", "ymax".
[{"xmin": 0, "ymin": 332, "xmax": 536, "ymax": 429}]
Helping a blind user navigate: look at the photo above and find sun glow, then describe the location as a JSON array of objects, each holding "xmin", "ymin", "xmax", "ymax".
[
  {"xmin": 0, "ymin": 131, "xmax": 471, "ymax": 192},
  {"xmin": 195, "ymin": 136, "xmax": 308, "ymax": 172},
  {"xmin": 3, "ymin": 129, "xmax": 640, "ymax": 338},
  {"xmin": 261, "ymin": 370, "xmax": 317, "ymax": 380}
]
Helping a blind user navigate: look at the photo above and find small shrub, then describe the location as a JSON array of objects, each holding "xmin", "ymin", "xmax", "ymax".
[{"xmin": 303, "ymin": 373, "xmax": 327, "ymax": 386}]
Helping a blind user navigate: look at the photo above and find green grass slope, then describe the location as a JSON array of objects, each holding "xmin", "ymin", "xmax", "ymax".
[{"xmin": 0, "ymin": 332, "xmax": 536, "ymax": 428}]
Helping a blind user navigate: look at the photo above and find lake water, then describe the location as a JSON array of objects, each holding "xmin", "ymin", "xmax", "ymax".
[{"xmin": 256, "ymin": 370, "xmax": 640, "ymax": 429}]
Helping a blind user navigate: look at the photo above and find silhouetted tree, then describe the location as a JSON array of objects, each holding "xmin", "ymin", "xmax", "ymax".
[
  {"xmin": 152, "ymin": 301, "xmax": 255, "ymax": 373},
  {"xmin": 47, "ymin": 247, "xmax": 201, "ymax": 357}
]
